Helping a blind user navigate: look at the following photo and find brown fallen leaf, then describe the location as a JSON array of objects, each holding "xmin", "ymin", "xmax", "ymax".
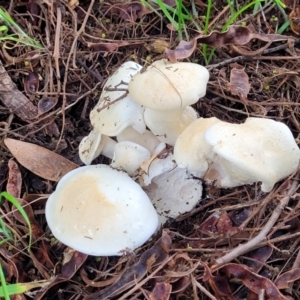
[
  {"xmin": 275, "ymin": 268, "xmax": 300, "ymax": 289},
  {"xmin": 243, "ymin": 245, "xmax": 273, "ymax": 273},
  {"xmin": 203, "ymin": 263, "xmax": 235, "ymax": 300},
  {"xmin": 37, "ymin": 97, "xmax": 58, "ymax": 116},
  {"xmin": 4, "ymin": 138, "xmax": 77, "ymax": 181},
  {"xmin": 84, "ymin": 230, "xmax": 172, "ymax": 300},
  {"xmin": 223, "ymin": 263, "xmax": 291, "ymax": 300},
  {"xmin": 6, "ymin": 159, "xmax": 22, "ymax": 199},
  {"xmin": 34, "ymin": 251, "xmax": 88, "ymax": 300},
  {"xmin": 289, "ymin": 6, "xmax": 300, "ymax": 35},
  {"xmin": 229, "ymin": 64, "xmax": 250, "ymax": 104},
  {"xmin": 149, "ymin": 282, "xmax": 172, "ymax": 300},
  {"xmin": 24, "ymin": 72, "xmax": 39, "ymax": 95},
  {"xmin": 165, "ymin": 25, "xmax": 292, "ymax": 62}
]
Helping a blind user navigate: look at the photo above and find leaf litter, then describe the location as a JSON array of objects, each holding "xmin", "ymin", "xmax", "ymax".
[{"xmin": 0, "ymin": 0, "xmax": 299, "ymax": 299}]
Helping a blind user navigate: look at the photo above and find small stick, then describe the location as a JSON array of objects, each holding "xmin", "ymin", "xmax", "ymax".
[{"xmin": 213, "ymin": 174, "xmax": 299, "ymax": 268}]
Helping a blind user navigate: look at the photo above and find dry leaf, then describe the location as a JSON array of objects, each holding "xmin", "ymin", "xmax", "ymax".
[
  {"xmin": 24, "ymin": 72, "xmax": 39, "ymax": 95},
  {"xmin": 149, "ymin": 282, "xmax": 172, "ymax": 300},
  {"xmin": 85, "ymin": 231, "xmax": 172, "ymax": 300},
  {"xmin": 223, "ymin": 263, "xmax": 290, "ymax": 299},
  {"xmin": 37, "ymin": 97, "xmax": 58, "ymax": 115},
  {"xmin": 4, "ymin": 138, "xmax": 77, "ymax": 181},
  {"xmin": 6, "ymin": 159, "xmax": 22, "ymax": 198},
  {"xmin": 166, "ymin": 25, "xmax": 292, "ymax": 62},
  {"xmin": 289, "ymin": 6, "xmax": 300, "ymax": 35},
  {"xmin": 275, "ymin": 268, "xmax": 300, "ymax": 289},
  {"xmin": 229, "ymin": 64, "xmax": 250, "ymax": 104},
  {"xmin": 203, "ymin": 263, "xmax": 235, "ymax": 300}
]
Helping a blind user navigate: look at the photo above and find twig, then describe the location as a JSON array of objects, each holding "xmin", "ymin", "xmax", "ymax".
[
  {"xmin": 53, "ymin": 6, "xmax": 62, "ymax": 93},
  {"xmin": 76, "ymin": 57, "xmax": 104, "ymax": 83},
  {"xmin": 118, "ymin": 255, "xmax": 175, "ymax": 300},
  {"xmin": 207, "ymin": 38, "xmax": 300, "ymax": 69},
  {"xmin": 57, "ymin": 0, "xmax": 95, "ymax": 150},
  {"xmin": 191, "ymin": 275, "xmax": 217, "ymax": 300},
  {"xmin": 213, "ymin": 174, "xmax": 299, "ymax": 268}
]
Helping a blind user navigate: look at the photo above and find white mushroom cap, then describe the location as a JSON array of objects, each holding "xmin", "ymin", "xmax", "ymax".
[
  {"xmin": 144, "ymin": 106, "xmax": 198, "ymax": 146},
  {"xmin": 116, "ymin": 127, "xmax": 163, "ymax": 154},
  {"xmin": 45, "ymin": 165, "xmax": 159, "ymax": 256},
  {"xmin": 128, "ymin": 59, "xmax": 209, "ymax": 111},
  {"xmin": 111, "ymin": 141, "xmax": 151, "ymax": 175},
  {"xmin": 90, "ymin": 61, "xmax": 145, "ymax": 136},
  {"xmin": 174, "ymin": 117, "xmax": 221, "ymax": 176},
  {"xmin": 204, "ymin": 118, "xmax": 300, "ymax": 192},
  {"xmin": 79, "ymin": 130, "xmax": 117, "ymax": 165},
  {"xmin": 143, "ymin": 155, "xmax": 202, "ymax": 225}
]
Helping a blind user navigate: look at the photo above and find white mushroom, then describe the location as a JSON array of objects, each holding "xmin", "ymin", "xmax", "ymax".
[
  {"xmin": 128, "ymin": 59, "xmax": 209, "ymax": 111},
  {"xmin": 45, "ymin": 165, "xmax": 159, "ymax": 256},
  {"xmin": 90, "ymin": 61, "xmax": 145, "ymax": 136},
  {"xmin": 174, "ymin": 117, "xmax": 221, "ymax": 176},
  {"xmin": 128, "ymin": 59, "xmax": 209, "ymax": 146},
  {"xmin": 79, "ymin": 130, "xmax": 117, "ymax": 165},
  {"xmin": 111, "ymin": 141, "xmax": 151, "ymax": 175},
  {"xmin": 204, "ymin": 118, "xmax": 300, "ymax": 192},
  {"xmin": 142, "ymin": 154, "xmax": 203, "ymax": 225},
  {"xmin": 144, "ymin": 106, "xmax": 198, "ymax": 146},
  {"xmin": 116, "ymin": 127, "xmax": 164, "ymax": 154}
]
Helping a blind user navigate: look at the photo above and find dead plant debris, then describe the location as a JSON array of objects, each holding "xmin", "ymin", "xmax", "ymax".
[{"xmin": 0, "ymin": 0, "xmax": 299, "ymax": 299}]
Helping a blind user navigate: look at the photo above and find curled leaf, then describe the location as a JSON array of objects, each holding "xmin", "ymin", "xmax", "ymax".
[
  {"xmin": 229, "ymin": 64, "xmax": 250, "ymax": 104},
  {"xmin": 203, "ymin": 263, "xmax": 235, "ymax": 300},
  {"xmin": 38, "ymin": 97, "xmax": 58, "ymax": 115},
  {"xmin": 85, "ymin": 231, "xmax": 172, "ymax": 300},
  {"xmin": 24, "ymin": 72, "xmax": 39, "ymax": 95},
  {"xmin": 275, "ymin": 268, "xmax": 300, "ymax": 289},
  {"xmin": 165, "ymin": 25, "xmax": 292, "ymax": 62},
  {"xmin": 149, "ymin": 282, "xmax": 172, "ymax": 300},
  {"xmin": 223, "ymin": 263, "xmax": 290, "ymax": 299},
  {"xmin": 6, "ymin": 159, "xmax": 21, "ymax": 199},
  {"xmin": 289, "ymin": 6, "xmax": 300, "ymax": 35}
]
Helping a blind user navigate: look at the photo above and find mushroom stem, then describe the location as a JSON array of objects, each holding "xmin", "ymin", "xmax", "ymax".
[{"xmin": 144, "ymin": 106, "xmax": 198, "ymax": 146}]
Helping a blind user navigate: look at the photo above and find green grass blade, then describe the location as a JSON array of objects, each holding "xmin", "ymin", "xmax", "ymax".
[
  {"xmin": 0, "ymin": 8, "xmax": 43, "ymax": 49},
  {"xmin": 0, "ymin": 280, "xmax": 48, "ymax": 296},
  {"xmin": 0, "ymin": 192, "xmax": 32, "ymax": 249},
  {"xmin": 0, "ymin": 263, "xmax": 10, "ymax": 300}
]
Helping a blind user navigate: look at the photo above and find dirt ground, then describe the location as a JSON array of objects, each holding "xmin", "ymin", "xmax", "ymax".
[{"xmin": 0, "ymin": 0, "xmax": 300, "ymax": 299}]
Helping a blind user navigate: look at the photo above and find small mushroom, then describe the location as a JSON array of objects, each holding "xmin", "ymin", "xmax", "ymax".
[
  {"xmin": 116, "ymin": 127, "xmax": 164, "ymax": 154},
  {"xmin": 111, "ymin": 141, "xmax": 151, "ymax": 175},
  {"xmin": 204, "ymin": 118, "xmax": 300, "ymax": 192},
  {"xmin": 90, "ymin": 61, "xmax": 145, "ymax": 136},
  {"xmin": 79, "ymin": 130, "xmax": 117, "ymax": 165},
  {"xmin": 45, "ymin": 165, "xmax": 159, "ymax": 256}
]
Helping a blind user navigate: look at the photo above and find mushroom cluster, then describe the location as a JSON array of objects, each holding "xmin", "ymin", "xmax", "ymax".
[{"xmin": 45, "ymin": 59, "xmax": 300, "ymax": 256}]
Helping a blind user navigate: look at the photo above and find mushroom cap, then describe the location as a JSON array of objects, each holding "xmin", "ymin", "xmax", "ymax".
[
  {"xmin": 174, "ymin": 117, "xmax": 221, "ymax": 176},
  {"xmin": 111, "ymin": 141, "xmax": 151, "ymax": 175},
  {"xmin": 79, "ymin": 130, "xmax": 117, "ymax": 165},
  {"xmin": 128, "ymin": 59, "xmax": 209, "ymax": 111},
  {"xmin": 143, "ymin": 154, "xmax": 202, "ymax": 225},
  {"xmin": 45, "ymin": 165, "xmax": 159, "ymax": 256},
  {"xmin": 204, "ymin": 118, "xmax": 300, "ymax": 192},
  {"xmin": 144, "ymin": 106, "xmax": 198, "ymax": 146},
  {"xmin": 90, "ymin": 61, "xmax": 145, "ymax": 136},
  {"xmin": 117, "ymin": 127, "xmax": 162, "ymax": 154}
]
